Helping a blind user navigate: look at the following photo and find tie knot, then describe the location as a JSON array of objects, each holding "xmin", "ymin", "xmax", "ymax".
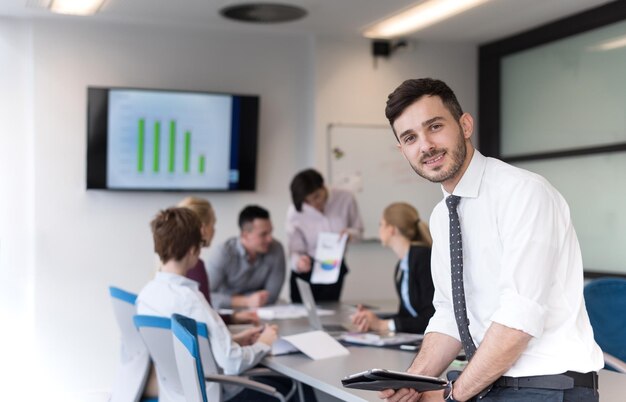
[{"xmin": 446, "ymin": 195, "xmax": 461, "ymax": 210}]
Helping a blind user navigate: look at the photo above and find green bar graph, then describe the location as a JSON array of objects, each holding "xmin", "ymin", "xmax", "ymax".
[
  {"xmin": 169, "ymin": 120, "xmax": 176, "ymax": 173},
  {"xmin": 137, "ymin": 119, "xmax": 145, "ymax": 173},
  {"xmin": 199, "ymin": 155, "xmax": 205, "ymax": 173},
  {"xmin": 184, "ymin": 131, "xmax": 191, "ymax": 173},
  {"xmin": 135, "ymin": 119, "xmax": 206, "ymax": 176},
  {"xmin": 153, "ymin": 121, "xmax": 160, "ymax": 173}
]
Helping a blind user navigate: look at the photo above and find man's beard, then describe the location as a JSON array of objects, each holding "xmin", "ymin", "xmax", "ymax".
[{"xmin": 409, "ymin": 130, "xmax": 466, "ymax": 184}]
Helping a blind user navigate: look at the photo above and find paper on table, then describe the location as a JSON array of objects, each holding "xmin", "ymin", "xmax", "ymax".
[
  {"xmin": 257, "ymin": 304, "xmax": 335, "ymax": 320},
  {"xmin": 257, "ymin": 305, "xmax": 308, "ymax": 320},
  {"xmin": 310, "ymin": 232, "xmax": 348, "ymax": 284},
  {"xmin": 340, "ymin": 332, "xmax": 424, "ymax": 346},
  {"xmin": 278, "ymin": 330, "xmax": 350, "ymax": 360},
  {"xmin": 271, "ymin": 338, "xmax": 299, "ymax": 355}
]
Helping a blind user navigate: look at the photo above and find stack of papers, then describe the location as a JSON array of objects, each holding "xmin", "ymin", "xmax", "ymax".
[
  {"xmin": 257, "ymin": 304, "xmax": 334, "ymax": 320},
  {"xmin": 340, "ymin": 332, "xmax": 424, "ymax": 346}
]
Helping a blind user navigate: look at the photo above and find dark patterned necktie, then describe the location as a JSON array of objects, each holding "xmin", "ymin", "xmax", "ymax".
[{"xmin": 446, "ymin": 195, "xmax": 477, "ymax": 361}]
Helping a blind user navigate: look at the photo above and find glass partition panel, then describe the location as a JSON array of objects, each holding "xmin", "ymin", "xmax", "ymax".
[
  {"xmin": 513, "ymin": 152, "xmax": 626, "ymax": 275},
  {"xmin": 501, "ymin": 19, "xmax": 626, "ymax": 157}
]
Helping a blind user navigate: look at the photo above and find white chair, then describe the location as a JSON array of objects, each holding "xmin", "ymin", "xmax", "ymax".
[
  {"xmin": 108, "ymin": 286, "xmax": 154, "ymax": 402},
  {"xmin": 135, "ymin": 314, "xmax": 290, "ymax": 402}
]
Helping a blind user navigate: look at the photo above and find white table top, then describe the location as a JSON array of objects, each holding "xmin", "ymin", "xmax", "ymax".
[{"xmin": 259, "ymin": 301, "xmax": 625, "ymax": 402}]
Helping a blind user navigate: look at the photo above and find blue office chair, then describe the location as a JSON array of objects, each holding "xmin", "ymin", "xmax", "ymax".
[
  {"xmin": 108, "ymin": 286, "xmax": 156, "ymax": 402},
  {"xmin": 172, "ymin": 314, "xmax": 209, "ymax": 402},
  {"xmin": 135, "ymin": 314, "xmax": 289, "ymax": 402},
  {"xmin": 584, "ymin": 278, "xmax": 626, "ymax": 373}
]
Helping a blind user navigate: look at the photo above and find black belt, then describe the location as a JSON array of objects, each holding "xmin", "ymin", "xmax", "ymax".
[{"xmin": 492, "ymin": 371, "xmax": 598, "ymax": 390}]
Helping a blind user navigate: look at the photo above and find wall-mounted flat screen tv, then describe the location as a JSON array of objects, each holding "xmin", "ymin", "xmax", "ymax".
[{"xmin": 87, "ymin": 87, "xmax": 259, "ymax": 191}]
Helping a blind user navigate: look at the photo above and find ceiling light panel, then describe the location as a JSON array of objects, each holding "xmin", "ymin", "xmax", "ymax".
[{"xmin": 364, "ymin": 0, "xmax": 491, "ymax": 39}]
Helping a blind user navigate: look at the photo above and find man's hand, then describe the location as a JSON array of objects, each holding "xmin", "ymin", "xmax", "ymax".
[
  {"xmin": 246, "ymin": 290, "xmax": 269, "ymax": 307},
  {"xmin": 377, "ymin": 388, "xmax": 421, "ymax": 402},
  {"xmin": 296, "ymin": 255, "xmax": 312, "ymax": 273},
  {"xmin": 351, "ymin": 305, "xmax": 386, "ymax": 332},
  {"xmin": 375, "ymin": 333, "xmax": 462, "ymax": 402},
  {"xmin": 377, "ymin": 388, "xmax": 444, "ymax": 402},
  {"xmin": 257, "ymin": 324, "xmax": 279, "ymax": 346},
  {"xmin": 231, "ymin": 310, "xmax": 260, "ymax": 325},
  {"xmin": 232, "ymin": 326, "xmax": 264, "ymax": 346}
]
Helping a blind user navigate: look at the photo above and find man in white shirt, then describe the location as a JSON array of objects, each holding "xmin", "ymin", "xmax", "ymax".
[
  {"xmin": 378, "ymin": 78, "xmax": 603, "ymax": 402},
  {"xmin": 136, "ymin": 207, "xmax": 281, "ymax": 402}
]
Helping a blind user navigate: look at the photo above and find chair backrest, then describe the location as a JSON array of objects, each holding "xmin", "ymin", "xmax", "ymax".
[
  {"xmin": 134, "ymin": 315, "xmax": 222, "ymax": 402},
  {"xmin": 172, "ymin": 314, "xmax": 208, "ymax": 402},
  {"xmin": 584, "ymin": 278, "xmax": 626, "ymax": 365},
  {"xmin": 196, "ymin": 322, "xmax": 221, "ymax": 377},
  {"xmin": 109, "ymin": 286, "xmax": 151, "ymax": 402},
  {"xmin": 134, "ymin": 315, "xmax": 183, "ymax": 402}
]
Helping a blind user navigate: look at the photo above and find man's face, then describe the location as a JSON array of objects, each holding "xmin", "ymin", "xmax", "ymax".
[
  {"xmin": 392, "ymin": 95, "xmax": 473, "ymax": 191},
  {"xmin": 241, "ymin": 218, "xmax": 273, "ymax": 254}
]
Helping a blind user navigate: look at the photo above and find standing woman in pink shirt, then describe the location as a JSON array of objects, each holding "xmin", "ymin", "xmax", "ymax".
[{"xmin": 286, "ymin": 169, "xmax": 364, "ymax": 302}]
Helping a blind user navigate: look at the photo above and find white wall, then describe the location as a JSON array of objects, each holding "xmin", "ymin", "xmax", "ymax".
[
  {"xmin": 313, "ymin": 36, "xmax": 477, "ymax": 301},
  {"xmin": 0, "ymin": 18, "xmax": 36, "ymax": 401},
  {"xmin": 2, "ymin": 18, "xmax": 314, "ymax": 401},
  {"xmin": 0, "ymin": 17, "xmax": 476, "ymax": 401}
]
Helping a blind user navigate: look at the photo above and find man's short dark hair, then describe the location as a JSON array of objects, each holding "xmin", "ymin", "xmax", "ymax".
[
  {"xmin": 385, "ymin": 78, "xmax": 464, "ymax": 138},
  {"xmin": 290, "ymin": 169, "xmax": 324, "ymax": 212},
  {"xmin": 151, "ymin": 207, "xmax": 202, "ymax": 263},
  {"xmin": 238, "ymin": 205, "xmax": 270, "ymax": 231}
]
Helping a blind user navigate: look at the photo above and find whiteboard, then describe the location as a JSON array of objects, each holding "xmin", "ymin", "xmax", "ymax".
[{"xmin": 327, "ymin": 124, "xmax": 443, "ymax": 240}]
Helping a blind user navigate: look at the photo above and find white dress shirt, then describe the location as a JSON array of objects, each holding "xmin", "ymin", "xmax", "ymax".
[
  {"xmin": 425, "ymin": 150, "xmax": 603, "ymax": 377},
  {"xmin": 286, "ymin": 187, "xmax": 364, "ymax": 270},
  {"xmin": 136, "ymin": 272, "xmax": 270, "ymax": 401}
]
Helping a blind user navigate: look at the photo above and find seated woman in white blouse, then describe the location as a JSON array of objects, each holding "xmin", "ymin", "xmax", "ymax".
[
  {"xmin": 136, "ymin": 207, "xmax": 284, "ymax": 402},
  {"xmin": 286, "ymin": 168, "xmax": 363, "ymax": 302}
]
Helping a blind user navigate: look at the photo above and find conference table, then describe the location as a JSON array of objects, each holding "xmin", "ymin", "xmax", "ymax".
[{"xmin": 259, "ymin": 301, "xmax": 625, "ymax": 402}]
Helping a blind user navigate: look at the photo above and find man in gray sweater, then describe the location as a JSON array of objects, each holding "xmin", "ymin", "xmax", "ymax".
[{"xmin": 207, "ymin": 205, "xmax": 286, "ymax": 309}]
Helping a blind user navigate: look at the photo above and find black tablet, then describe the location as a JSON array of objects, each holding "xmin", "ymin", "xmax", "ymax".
[{"xmin": 341, "ymin": 368, "xmax": 448, "ymax": 392}]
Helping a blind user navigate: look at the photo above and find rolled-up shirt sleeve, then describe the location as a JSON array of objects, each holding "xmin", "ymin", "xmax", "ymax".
[{"xmin": 489, "ymin": 179, "xmax": 560, "ymax": 338}]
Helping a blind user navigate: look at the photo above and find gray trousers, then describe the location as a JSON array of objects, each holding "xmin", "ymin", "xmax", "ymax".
[{"xmin": 481, "ymin": 386, "xmax": 598, "ymax": 402}]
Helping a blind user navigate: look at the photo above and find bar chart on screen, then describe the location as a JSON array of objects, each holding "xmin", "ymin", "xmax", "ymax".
[{"xmin": 106, "ymin": 89, "xmax": 233, "ymax": 190}]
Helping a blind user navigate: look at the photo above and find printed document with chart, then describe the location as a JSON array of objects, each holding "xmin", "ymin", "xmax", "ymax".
[{"xmin": 310, "ymin": 232, "xmax": 348, "ymax": 284}]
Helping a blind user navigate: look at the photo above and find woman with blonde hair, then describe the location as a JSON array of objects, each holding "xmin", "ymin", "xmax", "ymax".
[
  {"xmin": 179, "ymin": 196, "xmax": 258, "ymax": 325},
  {"xmin": 351, "ymin": 202, "xmax": 435, "ymax": 334}
]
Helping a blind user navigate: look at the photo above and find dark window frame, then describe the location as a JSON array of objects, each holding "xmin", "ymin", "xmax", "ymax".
[
  {"xmin": 478, "ymin": 0, "xmax": 626, "ymax": 162},
  {"xmin": 478, "ymin": 0, "xmax": 626, "ymax": 278}
]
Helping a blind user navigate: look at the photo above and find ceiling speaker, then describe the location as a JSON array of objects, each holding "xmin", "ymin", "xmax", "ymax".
[{"xmin": 220, "ymin": 3, "xmax": 307, "ymax": 23}]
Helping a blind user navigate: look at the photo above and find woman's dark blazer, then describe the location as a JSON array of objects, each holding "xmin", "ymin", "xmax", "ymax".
[{"xmin": 392, "ymin": 245, "xmax": 435, "ymax": 333}]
